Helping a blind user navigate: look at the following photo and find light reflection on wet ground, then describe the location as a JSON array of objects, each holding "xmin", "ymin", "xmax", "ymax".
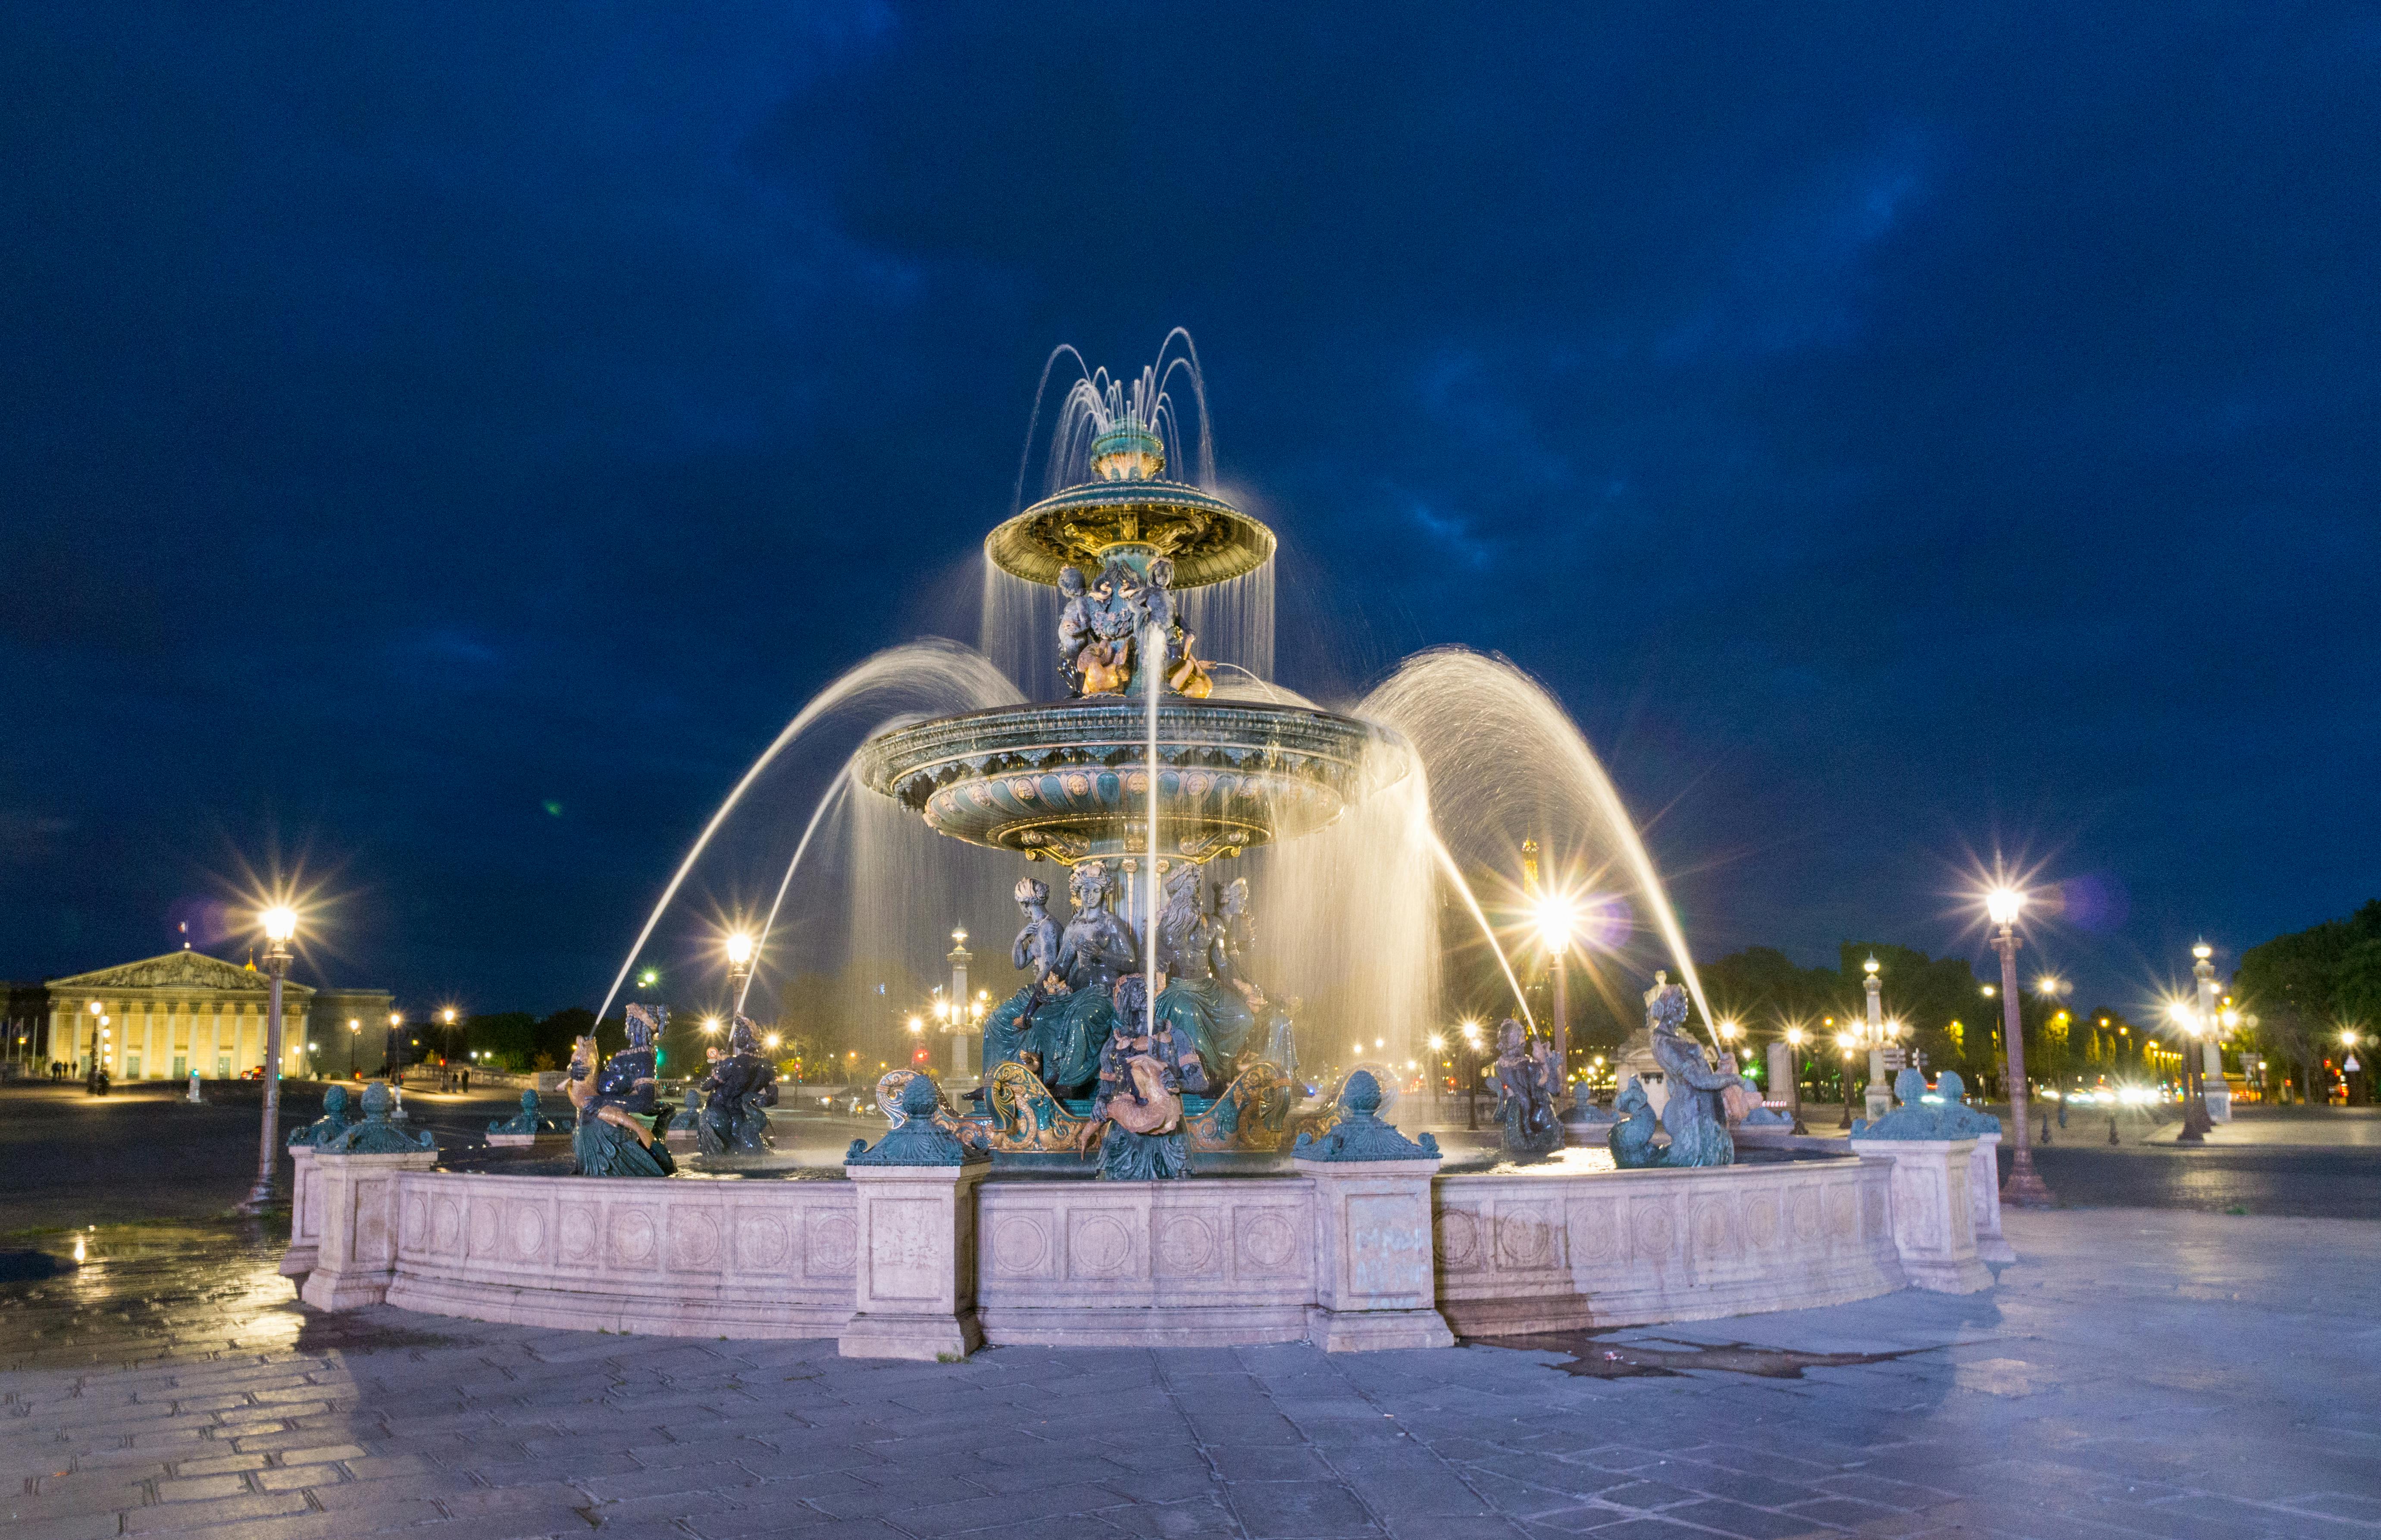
[{"xmin": 0, "ymin": 1220, "xmax": 471, "ymax": 1372}]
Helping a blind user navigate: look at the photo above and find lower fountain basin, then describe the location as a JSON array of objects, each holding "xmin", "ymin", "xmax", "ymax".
[{"xmin": 853, "ymin": 697, "xmax": 1402, "ymax": 862}]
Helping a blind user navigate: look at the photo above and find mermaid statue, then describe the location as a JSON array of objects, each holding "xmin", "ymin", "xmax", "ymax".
[
  {"xmin": 565, "ymin": 1005, "xmax": 675, "ymax": 1178},
  {"xmin": 1643, "ymin": 972, "xmax": 1743, "ymax": 1168},
  {"xmin": 1151, "ymin": 863, "xmax": 1256, "ymax": 1090},
  {"xmin": 1491, "ymin": 1018, "xmax": 1565, "ymax": 1159}
]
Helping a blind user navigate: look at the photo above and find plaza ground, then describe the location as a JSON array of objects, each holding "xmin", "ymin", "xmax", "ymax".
[{"xmin": 4, "ymin": 1083, "xmax": 2379, "ymax": 1539}]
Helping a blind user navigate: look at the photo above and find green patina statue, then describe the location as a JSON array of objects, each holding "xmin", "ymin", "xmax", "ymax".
[
  {"xmin": 322, "ymin": 1080, "xmax": 435, "ymax": 1154},
  {"xmin": 289, "ymin": 1084, "xmax": 359, "ymax": 1148},
  {"xmin": 487, "ymin": 1089, "xmax": 562, "ymax": 1136}
]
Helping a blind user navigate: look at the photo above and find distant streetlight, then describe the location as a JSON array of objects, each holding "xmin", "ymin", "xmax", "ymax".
[
  {"xmin": 347, "ymin": 1018, "xmax": 360, "ymax": 1077},
  {"xmin": 1984, "ymin": 886, "xmax": 2053, "ymax": 1206},
  {"xmin": 724, "ymin": 930, "xmax": 757, "ymax": 1012},
  {"xmin": 1531, "ymin": 888, "xmax": 1578, "ymax": 1109},
  {"xmin": 239, "ymin": 904, "xmax": 298, "ymax": 1215}
]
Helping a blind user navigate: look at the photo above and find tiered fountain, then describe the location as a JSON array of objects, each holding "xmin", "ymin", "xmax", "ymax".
[
  {"xmin": 854, "ymin": 383, "xmax": 1407, "ymax": 1169},
  {"xmin": 285, "ymin": 335, "xmax": 1995, "ymax": 1351}
]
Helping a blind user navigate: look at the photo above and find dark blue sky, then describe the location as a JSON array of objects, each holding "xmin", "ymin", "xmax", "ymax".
[{"xmin": 3, "ymin": 4, "xmax": 2375, "ymax": 1017}]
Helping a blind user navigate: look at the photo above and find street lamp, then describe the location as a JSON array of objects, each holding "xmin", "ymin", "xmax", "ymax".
[
  {"xmin": 239, "ymin": 905, "xmax": 298, "ymax": 1214},
  {"xmin": 347, "ymin": 1017, "xmax": 360, "ymax": 1078},
  {"xmin": 1859, "ymin": 957, "xmax": 1892, "ymax": 1121},
  {"xmin": 724, "ymin": 930, "xmax": 757, "ymax": 1013},
  {"xmin": 1532, "ymin": 891, "xmax": 1578, "ymax": 1109},
  {"xmin": 1984, "ymin": 886, "xmax": 2054, "ymax": 1207},
  {"xmin": 1460, "ymin": 1017, "xmax": 1485, "ymax": 1131},
  {"xmin": 1783, "ymin": 1024, "xmax": 1808, "ymax": 1135},
  {"xmin": 2191, "ymin": 942, "xmax": 2231, "ymax": 1124}
]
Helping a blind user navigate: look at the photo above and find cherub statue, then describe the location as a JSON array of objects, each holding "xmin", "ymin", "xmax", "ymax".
[
  {"xmin": 563, "ymin": 1007, "xmax": 675, "ymax": 1178},
  {"xmin": 1057, "ymin": 565, "xmax": 1095, "ymax": 695},
  {"xmin": 1491, "ymin": 1017, "xmax": 1565, "ymax": 1159},
  {"xmin": 1073, "ymin": 562, "xmax": 1139, "ymax": 695}
]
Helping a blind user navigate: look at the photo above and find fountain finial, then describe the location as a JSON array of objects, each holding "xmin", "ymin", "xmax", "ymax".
[{"xmin": 1089, "ymin": 419, "xmax": 1165, "ymax": 482}]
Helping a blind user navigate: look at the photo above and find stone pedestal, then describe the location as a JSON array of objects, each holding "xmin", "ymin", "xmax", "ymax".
[
  {"xmin": 300, "ymin": 1149, "xmax": 437, "ymax": 1311},
  {"xmin": 1856, "ymin": 1137, "xmax": 1990, "ymax": 1293},
  {"xmin": 1968, "ymin": 1131, "xmax": 2015, "ymax": 1263},
  {"xmin": 839, "ymin": 1164, "xmax": 988, "ymax": 1361},
  {"xmin": 280, "ymin": 1146, "xmax": 321, "ymax": 1279},
  {"xmin": 2203, "ymin": 1042, "xmax": 2232, "ymax": 1122},
  {"xmin": 1295, "ymin": 1157, "xmax": 1453, "ymax": 1352}
]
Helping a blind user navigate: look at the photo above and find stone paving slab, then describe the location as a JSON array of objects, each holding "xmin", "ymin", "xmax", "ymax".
[{"xmin": 5, "ymin": 1209, "xmax": 2381, "ymax": 1539}]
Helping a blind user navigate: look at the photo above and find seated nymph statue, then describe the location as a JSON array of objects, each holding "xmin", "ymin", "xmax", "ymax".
[
  {"xmin": 564, "ymin": 1007, "xmax": 675, "ymax": 1178},
  {"xmin": 699, "ymin": 1016, "xmax": 779, "ymax": 1154}
]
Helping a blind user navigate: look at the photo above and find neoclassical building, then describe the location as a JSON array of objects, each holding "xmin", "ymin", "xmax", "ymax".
[{"xmin": 38, "ymin": 951, "xmax": 393, "ymax": 1081}]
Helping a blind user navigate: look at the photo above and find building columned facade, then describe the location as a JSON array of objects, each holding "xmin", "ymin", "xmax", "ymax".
[{"xmin": 32, "ymin": 951, "xmax": 393, "ymax": 1081}]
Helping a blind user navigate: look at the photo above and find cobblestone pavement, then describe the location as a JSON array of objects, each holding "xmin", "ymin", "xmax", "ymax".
[{"xmin": 5, "ymin": 1208, "xmax": 2378, "ymax": 1540}]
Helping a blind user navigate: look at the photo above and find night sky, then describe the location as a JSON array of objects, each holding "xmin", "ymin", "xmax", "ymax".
[{"xmin": 3, "ymin": 5, "xmax": 2376, "ymax": 1020}]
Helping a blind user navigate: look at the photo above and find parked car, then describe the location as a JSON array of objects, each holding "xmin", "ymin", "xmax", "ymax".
[{"xmin": 239, "ymin": 1066, "xmax": 267, "ymax": 1080}]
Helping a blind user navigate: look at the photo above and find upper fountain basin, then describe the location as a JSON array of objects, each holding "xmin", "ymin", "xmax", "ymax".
[
  {"xmin": 854, "ymin": 698, "xmax": 1403, "ymax": 863},
  {"xmin": 985, "ymin": 479, "xmax": 1276, "ymax": 589}
]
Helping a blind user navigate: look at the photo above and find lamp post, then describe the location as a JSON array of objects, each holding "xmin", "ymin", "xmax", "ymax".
[
  {"xmin": 386, "ymin": 1010, "xmax": 404, "ymax": 1083},
  {"xmin": 2192, "ymin": 943, "xmax": 2232, "ymax": 1122},
  {"xmin": 1861, "ymin": 958, "xmax": 1893, "ymax": 1121},
  {"xmin": 1985, "ymin": 887, "xmax": 2054, "ymax": 1206},
  {"xmin": 239, "ymin": 906, "xmax": 297, "ymax": 1215},
  {"xmin": 1532, "ymin": 894, "xmax": 1577, "ymax": 1110},
  {"xmin": 84, "ymin": 998, "xmax": 103, "ymax": 1083},
  {"xmin": 347, "ymin": 1018, "xmax": 360, "ymax": 1078},
  {"xmin": 1783, "ymin": 1025, "xmax": 1809, "ymax": 1134},
  {"xmin": 724, "ymin": 930, "xmax": 757, "ymax": 1014},
  {"xmin": 1835, "ymin": 1034, "xmax": 1858, "ymax": 1129},
  {"xmin": 1460, "ymin": 1019, "xmax": 1484, "ymax": 1131}
]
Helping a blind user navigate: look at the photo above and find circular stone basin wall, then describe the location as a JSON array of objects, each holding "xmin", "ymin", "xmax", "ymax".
[
  {"xmin": 306, "ymin": 1154, "xmax": 1909, "ymax": 1346},
  {"xmin": 854, "ymin": 698, "xmax": 1402, "ymax": 862}
]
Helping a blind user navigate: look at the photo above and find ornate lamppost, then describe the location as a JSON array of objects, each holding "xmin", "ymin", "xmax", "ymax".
[
  {"xmin": 238, "ymin": 905, "xmax": 297, "ymax": 1215},
  {"xmin": 725, "ymin": 929, "xmax": 757, "ymax": 1013},
  {"xmin": 1460, "ymin": 1018, "xmax": 1485, "ymax": 1131},
  {"xmin": 1860, "ymin": 958, "xmax": 1893, "ymax": 1122},
  {"xmin": 385, "ymin": 1010, "xmax": 405, "ymax": 1083},
  {"xmin": 1533, "ymin": 895, "xmax": 1577, "ymax": 1108},
  {"xmin": 2192, "ymin": 943, "xmax": 2232, "ymax": 1123},
  {"xmin": 1782, "ymin": 1025, "xmax": 1809, "ymax": 1134},
  {"xmin": 1985, "ymin": 887, "xmax": 2055, "ymax": 1206},
  {"xmin": 346, "ymin": 1017, "xmax": 360, "ymax": 1078}
]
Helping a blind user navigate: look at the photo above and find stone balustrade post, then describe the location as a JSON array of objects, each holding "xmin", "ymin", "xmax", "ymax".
[
  {"xmin": 1289, "ymin": 1069, "xmax": 1453, "ymax": 1351},
  {"xmin": 839, "ymin": 1074, "xmax": 990, "ymax": 1361},
  {"xmin": 1853, "ymin": 1136, "xmax": 1991, "ymax": 1293},
  {"xmin": 280, "ymin": 1145, "xmax": 322, "ymax": 1280},
  {"xmin": 1296, "ymin": 1158, "xmax": 1453, "ymax": 1350},
  {"xmin": 1968, "ymin": 1130, "xmax": 2015, "ymax": 1263},
  {"xmin": 300, "ymin": 1149, "xmax": 437, "ymax": 1311}
]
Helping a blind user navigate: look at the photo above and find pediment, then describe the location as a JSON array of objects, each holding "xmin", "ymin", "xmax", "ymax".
[{"xmin": 50, "ymin": 951, "xmax": 315, "ymax": 998}]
